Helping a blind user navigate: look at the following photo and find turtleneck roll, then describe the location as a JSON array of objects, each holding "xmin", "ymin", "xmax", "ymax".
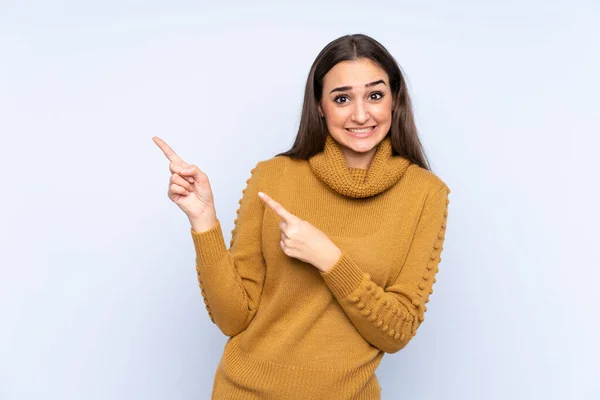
[
  {"xmin": 190, "ymin": 134, "xmax": 451, "ymax": 399},
  {"xmin": 308, "ymin": 134, "xmax": 411, "ymax": 198}
]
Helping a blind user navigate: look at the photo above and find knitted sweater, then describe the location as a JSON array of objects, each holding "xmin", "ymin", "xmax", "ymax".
[{"xmin": 190, "ymin": 134, "xmax": 450, "ymax": 399}]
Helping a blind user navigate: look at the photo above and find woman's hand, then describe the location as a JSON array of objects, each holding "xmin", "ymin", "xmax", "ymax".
[
  {"xmin": 153, "ymin": 136, "xmax": 216, "ymax": 220},
  {"xmin": 258, "ymin": 192, "xmax": 342, "ymax": 273}
]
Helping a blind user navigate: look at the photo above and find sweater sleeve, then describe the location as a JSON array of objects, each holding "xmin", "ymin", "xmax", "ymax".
[
  {"xmin": 190, "ymin": 161, "xmax": 267, "ymax": 337},
  {"xmin": 319, "ymin": 183, "xmax": 450, "ymax": 354}
]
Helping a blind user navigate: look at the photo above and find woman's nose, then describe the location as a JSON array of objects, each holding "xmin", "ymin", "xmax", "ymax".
[{"xmin": 351, "ymin": 101, "xmax": 370, "ymax": 124}]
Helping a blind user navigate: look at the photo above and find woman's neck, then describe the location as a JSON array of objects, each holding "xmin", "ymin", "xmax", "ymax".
[{"xmin": 342, "ymin": 147, "xmax": 377, "ymax": 170}]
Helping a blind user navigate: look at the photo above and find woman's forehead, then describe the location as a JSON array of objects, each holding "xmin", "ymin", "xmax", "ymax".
[{"xmin": 322, "ymin": 59, "xmax": 389, "ymax": 90}]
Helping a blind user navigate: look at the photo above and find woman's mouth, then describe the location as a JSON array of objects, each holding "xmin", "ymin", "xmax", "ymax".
[{"xmin": 346, "ymin": 125, "xmax": 377, "ymax": 138}]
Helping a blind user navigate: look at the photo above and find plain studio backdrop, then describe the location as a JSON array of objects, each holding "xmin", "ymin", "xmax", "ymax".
[{"xmin": 1, "ymin": 1, "xmax": 598, "ymax": 399}]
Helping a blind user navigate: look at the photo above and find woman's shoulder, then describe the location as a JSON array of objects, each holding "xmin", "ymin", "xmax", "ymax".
[
  {"xmin": 253, "ymin": 154, "xmax": 303, "ymax": 175},
  {"xmin": 403, "ymin": 162, "xmax": 451, "ymax": 196},
  {"xmin": 248, "ymin": 154, "xmax": 299, "ymax": 186},
  {"xmin": 256, "ymin": 154, "xmax": 295, "ymax": 168}
]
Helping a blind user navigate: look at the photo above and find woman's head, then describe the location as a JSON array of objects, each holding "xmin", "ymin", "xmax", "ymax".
[
  {"xmin": 277, "ymin": 33, "xmax": 430, "ymax": 171},
  {"xmin": 316, "ymin": 57, "xmax": 394, "ymax": 168}
]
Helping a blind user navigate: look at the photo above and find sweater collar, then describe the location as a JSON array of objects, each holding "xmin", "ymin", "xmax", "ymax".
[{"xmin": 308, "ymin": 134, "xmax": 411, "ymax": 198}]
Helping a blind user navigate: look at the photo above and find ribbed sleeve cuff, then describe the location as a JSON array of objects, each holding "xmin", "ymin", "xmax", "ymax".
[
  {"xmin": 190, "ymin": 219, "xmax": 228, "ymax": 267},
  {"xmin": 319, "ymin": 251, "xmax": 366, "ymax": 299}
]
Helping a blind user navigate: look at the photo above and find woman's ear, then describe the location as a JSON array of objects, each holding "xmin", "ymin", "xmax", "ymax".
[{"xmin": 317, "ymin": 104, "xmax": 324, "ymax": 118}]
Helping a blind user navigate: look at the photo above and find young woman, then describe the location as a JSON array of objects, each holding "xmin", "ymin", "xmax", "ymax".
[{"xmin": 154, "ymin": 33, "xmax": 450, "ymax": 399}]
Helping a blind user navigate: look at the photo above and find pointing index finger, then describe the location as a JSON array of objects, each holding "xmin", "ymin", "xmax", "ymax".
[
  {"xmin": 152, "ymin": 136, "xmax": 184, "ymax": 163},
  {"xmin": 258, "ymin": 192, "xmax": 295, "ymax": 222}
]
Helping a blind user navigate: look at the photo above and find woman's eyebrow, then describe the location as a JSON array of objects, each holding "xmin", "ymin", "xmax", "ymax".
[{"xmin": 329, "ymin": 79, "xmax": 386, "ymax": 94}]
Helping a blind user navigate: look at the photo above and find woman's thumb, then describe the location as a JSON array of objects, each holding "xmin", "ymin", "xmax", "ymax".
[{"xmin": 180, "ymin": 165, "xmax": 203, "ymax": 180}]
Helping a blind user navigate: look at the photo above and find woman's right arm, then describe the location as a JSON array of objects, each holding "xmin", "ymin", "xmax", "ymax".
[
  {"xmin": 153, "ymin": 136, "xmax": 267, "ymax": 337},
  {"xmin": 189, "ymin": 161, "xmax": 267, "ymax": 337}
]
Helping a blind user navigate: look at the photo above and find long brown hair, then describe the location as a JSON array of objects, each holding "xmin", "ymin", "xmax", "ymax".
[{"xmin": 276, "ymin": 34, "xmax": 431, "ymax": 171}]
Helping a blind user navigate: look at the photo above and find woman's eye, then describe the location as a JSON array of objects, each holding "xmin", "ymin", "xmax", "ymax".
[
  {"xmin": 370, "ymin": 92, "xmax": 384, "ymax": 100},
  {"xmin": 334, "ymin": 95, "xmax": 349, "ymax": 104}
]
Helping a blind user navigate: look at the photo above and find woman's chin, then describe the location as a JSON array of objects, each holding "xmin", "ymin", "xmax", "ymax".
[{"xmin": 342, "ymin": 134, "xmax": 382, "ymax": 153}]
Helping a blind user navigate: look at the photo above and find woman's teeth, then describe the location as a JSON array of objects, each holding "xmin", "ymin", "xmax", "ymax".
[
  {"xmin": 347, "ymin": 127, "xmax": 374, "ymax": 133},
  {"xmin": 346, "ymin": 126, "xmax": 377, "ymax": 137}
]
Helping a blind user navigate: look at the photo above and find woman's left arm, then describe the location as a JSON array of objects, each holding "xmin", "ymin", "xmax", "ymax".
[
  {"xmin": 258, "ymin": 183, "xmax": 450, "ymax": 354},
  {"xmin": 319, "ymin": 183, "xmax": 450, "ymax": 354}
]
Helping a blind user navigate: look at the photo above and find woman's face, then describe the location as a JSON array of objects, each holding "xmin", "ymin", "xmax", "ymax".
[{"xmin": 318, "ymin": 58, "xmax": 394, "ymax": 168}]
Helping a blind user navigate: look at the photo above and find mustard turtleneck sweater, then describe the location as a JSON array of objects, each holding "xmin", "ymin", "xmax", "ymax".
[{"xmin": 190, "ymin": 134, "xmax": 451, "ymax": 399}]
